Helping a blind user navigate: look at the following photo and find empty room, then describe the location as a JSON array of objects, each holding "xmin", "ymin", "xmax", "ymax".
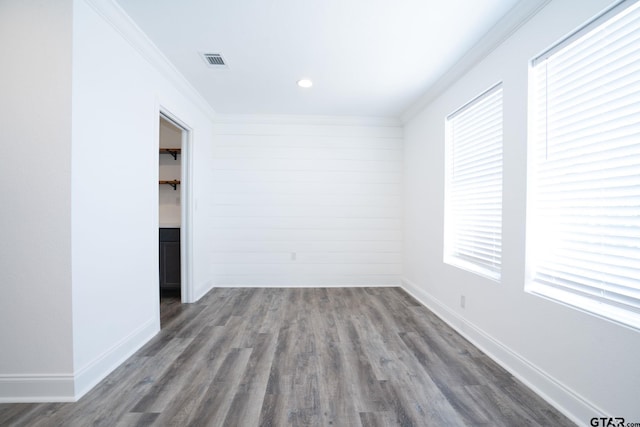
[{"xmin": 1, "ymin": 0, "xmax": 639, "ymax": 425}]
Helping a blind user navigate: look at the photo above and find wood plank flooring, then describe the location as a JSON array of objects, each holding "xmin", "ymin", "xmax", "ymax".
[{"xmin": 0, "ymin": 287, "xmax": 575, "ymax": 426}]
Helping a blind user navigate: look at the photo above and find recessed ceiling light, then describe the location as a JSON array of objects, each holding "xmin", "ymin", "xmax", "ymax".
[{"xmin": 297, "ymin": 79, "xmax": 313, "ymax": 88}]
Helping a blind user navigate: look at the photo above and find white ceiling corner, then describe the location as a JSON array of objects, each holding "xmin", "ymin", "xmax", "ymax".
[
  {"xmin": 84, "ymin": 0, "xmax": 217, "ymax": 118},
  {"xmin": 114, "ymin": 0, "xmax": 542, "ymax": 119},
  {"xmin": 401, "ymin": 0, "xmax": 553, "ymax": 122}
]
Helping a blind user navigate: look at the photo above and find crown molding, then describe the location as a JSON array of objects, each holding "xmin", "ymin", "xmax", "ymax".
[
  {"xmin": 401, "ymin": 0, "xmax": 552, "ymax": 123},
  {"xmin": 83, "ymin": 0, "xmax": 216, "ymax": 119},
  {"xmin": 212, "ymin": 113, "xmax": 403, "ymax": 128}
]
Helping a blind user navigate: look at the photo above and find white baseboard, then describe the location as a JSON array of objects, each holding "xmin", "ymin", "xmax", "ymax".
[
  {"xmin": 72, "ymin": 317, "xmax": 158, "ymax": 400},
  {"xmin": 0, "ymin": 374, "xmax": 75, "ymax": 403},
  {"xmin": 210, "ymin": 276, "xmax": 402, "ymax": 289},
  {"xmin": 211, "ymin": 283, "xmax": 401, "ymax": 288},
  {"xmin": 192, "ymin": 279, "xmax": 215, "ymax": 303},
  {"xmin": 400, "ymin": 277, "xmax": 603, "ymax": 427},
  {"xmin": 0, "ymin": 318, "xmax": 158, "ymax": 403}
]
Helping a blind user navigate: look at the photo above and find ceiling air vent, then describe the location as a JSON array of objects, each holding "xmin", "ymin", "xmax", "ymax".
[{"xmin": 201, "ymin": 53, "xmax": 227, "ymax": 68}]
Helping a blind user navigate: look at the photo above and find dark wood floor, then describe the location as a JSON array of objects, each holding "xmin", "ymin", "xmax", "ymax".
[
  {"xmin": 0, "ymin": 287, "xmax": 574, "ymax": 426},
  {"xmin": 159, "ymin": 288, "xmax": 183, "ymax": 328}
]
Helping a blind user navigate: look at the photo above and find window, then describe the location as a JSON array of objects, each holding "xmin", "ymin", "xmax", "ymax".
[
  {"xmin": 444, "ymin": 83, "xmax": 503, "ymax": 281},
  {"xmin": 527, "ymin": 0, "xmax": 640, "ymax": 329}
]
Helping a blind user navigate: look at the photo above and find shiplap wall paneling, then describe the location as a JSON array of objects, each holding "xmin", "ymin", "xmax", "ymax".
[{"xmin": 209, "ymin": 121, "xmax": 403, "ymax": 287}]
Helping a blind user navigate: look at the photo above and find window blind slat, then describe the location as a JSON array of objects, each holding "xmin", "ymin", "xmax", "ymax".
[
  {"xmin": 546, "ymin": 31, "xmax": 640, "ymax": 94},
  {"xmin": 445, "ymin": 84, "xmax": 503, "ymax": 280},
  {"xmin": 453, "ymin": 137, "xmax": 502, "ymax": 163},
  {"xmin": 540, "ymin": 5, "xmax": 640, "ymax": 72},
  {"xmin": 529, "ymin": 0, "xmax": 640, "ymax": 329}
]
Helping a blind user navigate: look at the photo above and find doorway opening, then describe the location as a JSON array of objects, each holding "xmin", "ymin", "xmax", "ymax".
[{"xmin": 158, "ymin": 112, "xmax": 191, "ymax": 327}]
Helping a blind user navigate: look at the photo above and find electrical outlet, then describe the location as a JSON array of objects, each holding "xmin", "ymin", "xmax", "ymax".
[
  {"xmin": 291, "ymin": 252, "xmax": 296, "ymax": 261},
  {"xmin": 460, "ymin": 295, "xmax": 466, "ymax": 309}
]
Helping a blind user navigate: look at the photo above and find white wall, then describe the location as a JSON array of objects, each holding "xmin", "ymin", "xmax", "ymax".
[
  {"xmin": 69, "ymin": 0, "xmax": 218, "ymax": 398},
  {"xmin": 0, "ymin": 0, "xmax": 75, "ymax": 401},
  {"xmin": 403, "ymin": 0, "xmax": 640, "ymax": 423},
  {"xmin": 159, "ymin": 118, "xmax": 182, "ymax": 227},
  {"xmin": 0, "ymin": 0, "xmax": 216, "ymax": 402},
  {"xmin": 209, "ymin": 117, "xmax": 403, "ymax": 287}
]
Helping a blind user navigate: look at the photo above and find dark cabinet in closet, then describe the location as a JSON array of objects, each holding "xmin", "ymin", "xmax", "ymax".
[{"xmin": 159, "ymin": 228, "xmax": 180, "ymax": 291}]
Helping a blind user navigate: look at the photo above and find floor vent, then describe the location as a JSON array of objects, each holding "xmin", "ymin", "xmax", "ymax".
[{"xmin": 201, "ymin": 53, "xmax": 227, "ymax": 68}]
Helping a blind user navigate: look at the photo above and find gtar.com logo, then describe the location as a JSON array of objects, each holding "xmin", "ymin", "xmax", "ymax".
[{"xmin": 590, "ymin": 418, "xmax": 626, "ymax": 427}]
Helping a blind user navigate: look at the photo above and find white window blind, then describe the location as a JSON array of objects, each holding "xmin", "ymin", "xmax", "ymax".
[
  {"xmin": 528, "ymin": 0, "xmax": 640, "ymax": 329},
  {"xmin": 444, "ymin": 83, "xmax": 503, "ymax": 281}
]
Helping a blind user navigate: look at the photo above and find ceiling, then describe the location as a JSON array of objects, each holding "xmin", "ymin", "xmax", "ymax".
[{"xmin": 116, "ymin": 0, "xmax": 526, "ymax": 118}]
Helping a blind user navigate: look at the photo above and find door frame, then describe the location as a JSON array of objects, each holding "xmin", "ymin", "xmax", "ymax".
[{"xmin": 159, "ymin": 109, "xmax": 194, "ymax": 303}]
